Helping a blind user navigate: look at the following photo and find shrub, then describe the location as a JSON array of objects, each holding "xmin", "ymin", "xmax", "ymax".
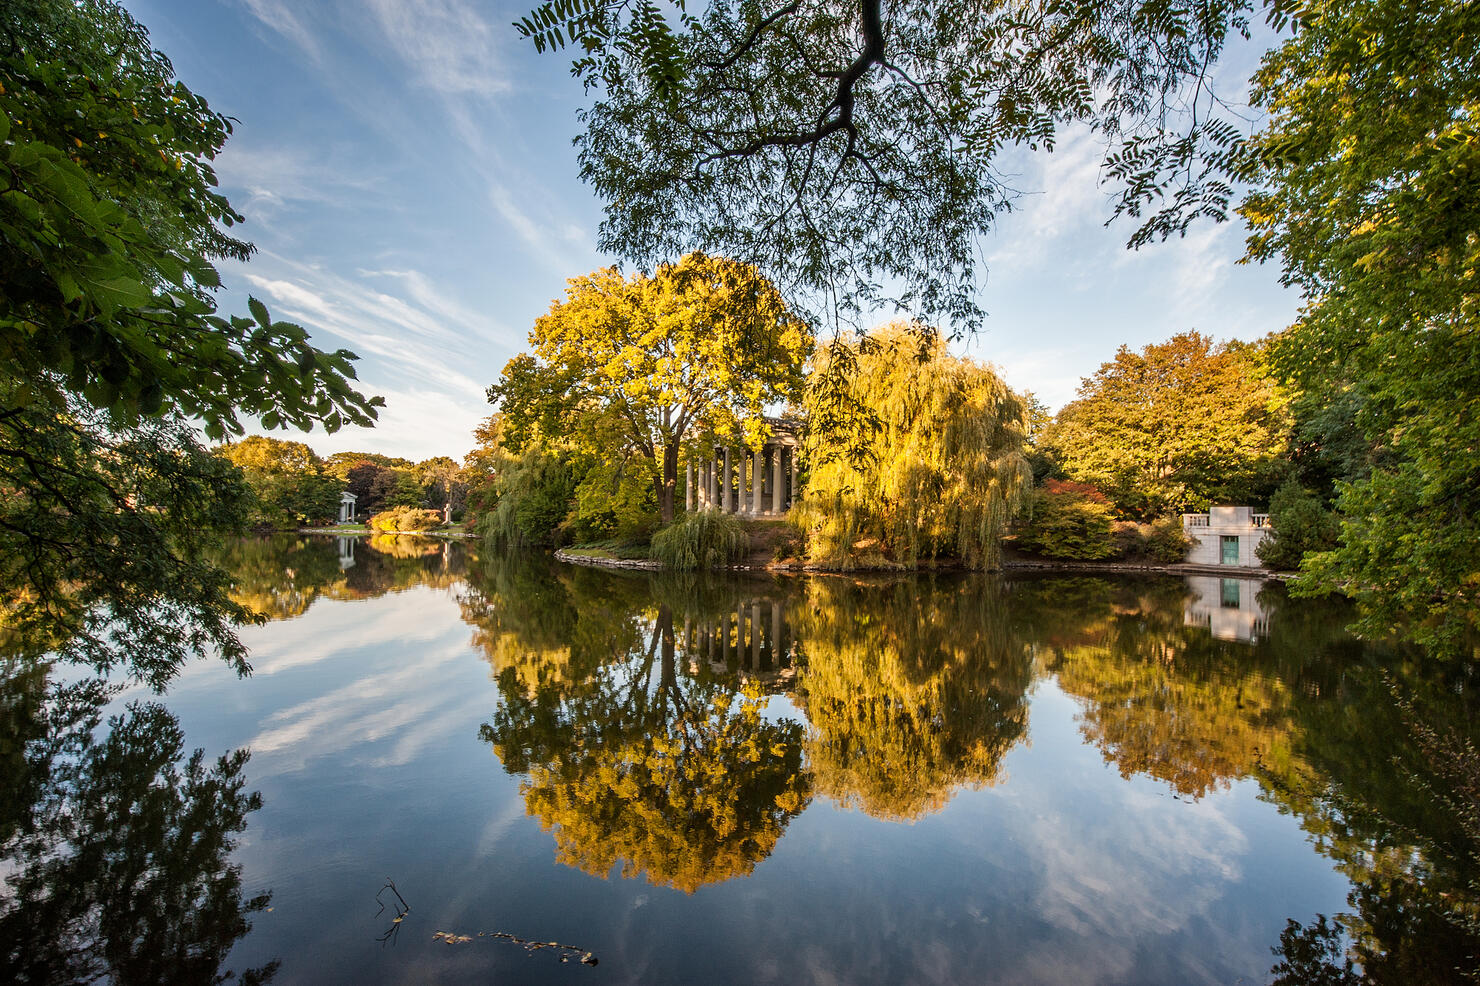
[
  {"xmin": 1258, "ymin": 478, "xmax": 1339, "ymax": 571},
  {"xmin": 1143, "ymin": 516, "xmax": 1192, "ymax": 563},
  {"xmin": 369, "ymin": 506, "xmax": 444, "ymax": 533},
  {"xmin": 1016, "ymin": 482, "xmax": 1115, "ymax": 559},
  {"xmin": 649, "ymin": 511, "xmax": 749, "ymax": 570}
]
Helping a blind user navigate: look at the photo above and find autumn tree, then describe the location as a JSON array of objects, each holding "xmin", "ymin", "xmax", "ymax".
[
  {"xmin": 1040, "ymin": 332, "xmax": 1287, "ymax": 519},
  {"xmin": 796, "ymin": 323, "xmax": 1031, "ymax": 568},
  {"xmin": 491, "ymin": 253, "xmax": 811, "ymax": 525}
]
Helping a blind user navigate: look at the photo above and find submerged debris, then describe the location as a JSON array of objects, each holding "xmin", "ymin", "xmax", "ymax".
[{"xmin": 431, "ymin": 929, "xmax": 598, "ymax": 966}]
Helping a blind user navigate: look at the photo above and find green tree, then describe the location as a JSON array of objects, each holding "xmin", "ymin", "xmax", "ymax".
[
  {"xmin": 796, "ymin": 322, "xmax": 1031, "ymax": 569},
  {"xmin": 218, "ymin": 436, "xmax": 344, "ymax": 528},
  {"xmin": 0, "ymin": 0, "xmax": 379, "ymax": 680},
  {"xmin": 1016, "ymin": 480, "xmax": 1116, "ymax": 560},
  {"xmin": 490, "ymin": 252, "xmax": 811, "ymax": 524},
  {"xmin": 1240, "ymin": 0, "xmax": 1480, "ymax": 652},
  {"xmin": 1041, "ymin": 332, "xmax": 1288, "ymax": 519},
  {"xmin": 1258, "ymin": 478, "xmax": 1339, "ymax": 572}
]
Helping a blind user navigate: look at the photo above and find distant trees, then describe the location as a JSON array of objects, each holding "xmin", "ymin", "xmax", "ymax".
[
  {"xmin": 1040, "ymin": 332, "xmax": 1288, "ymax": 520},
  {"xmin": 217, "ymin": 437, "xmax": 471, "ymax": 528},
  {"xmin": 490, "ymin": 253, "xmax": 812, "ymax": 525},
  {"xmin": 218, "ymin": 436, "xmax": 342, "ymax": 527},
  {"xmin": 796, "ymin": 323, "xmax": 1031, "ymax": 569}
]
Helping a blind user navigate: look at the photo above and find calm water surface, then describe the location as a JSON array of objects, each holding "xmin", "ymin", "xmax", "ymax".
[{"xmin": 7, "ymin": 535, "xmax": 1477, "ymax": 984}]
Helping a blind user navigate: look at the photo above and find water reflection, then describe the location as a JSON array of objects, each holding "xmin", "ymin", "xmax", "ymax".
[
  {"xmin": 210, "ymin": 537, "xmax": 1480, "ymax": 979},
  {"xmin": 466, "ymin": 561, "xmax": 809, "ymax": 892},
  {"xmin": 0, "ymin": 667, "xmax": 275, "ymax": 985}
]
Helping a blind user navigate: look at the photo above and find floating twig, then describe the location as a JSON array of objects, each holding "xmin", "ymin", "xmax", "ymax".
[{"xmin": 375, "ymin": 878, "xmax": 411, "ymax": 946}]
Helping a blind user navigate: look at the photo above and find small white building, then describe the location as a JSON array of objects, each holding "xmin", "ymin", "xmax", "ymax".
[
  {"xmin": 338, "ymin": 491, "xmax": 358, "ymax": 525},
  {"xmin": 1182, "ymin": 505, "xmax": 1270, "ymax": 568}
]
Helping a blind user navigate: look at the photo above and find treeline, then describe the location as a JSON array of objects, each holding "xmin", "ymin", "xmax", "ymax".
[
  {"xmin": 1013, "ymin": 331, "xmax": 1290, "ymax": 565},
  {"xmin": 215, "ymin": 436, "xmax": 470, "ymax": 529}
]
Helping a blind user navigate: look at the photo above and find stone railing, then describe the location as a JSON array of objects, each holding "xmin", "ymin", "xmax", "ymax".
[
  {"xmin": 1252, "ymin": 514, "xmax": 1270, "ymax": 528},
  {"xmin": 1182, "ymin": 513, "xmax": 1211, "ymax": 527}
]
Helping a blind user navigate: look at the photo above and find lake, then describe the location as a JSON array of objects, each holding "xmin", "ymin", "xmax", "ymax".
[{"xmin": 5, "ymin": 534, "xmax": 1476, "ymax": 984}]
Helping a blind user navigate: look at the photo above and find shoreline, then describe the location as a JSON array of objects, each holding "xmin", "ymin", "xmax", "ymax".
[{"xmin": 552, "ymin": 546, "xmax": 1288, "ymax": 581}]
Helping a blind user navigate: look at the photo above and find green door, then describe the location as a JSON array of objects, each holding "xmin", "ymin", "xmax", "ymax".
[{"xmin": 1221, "ymin": 535, "xmax": 1240, "ymax": 566}]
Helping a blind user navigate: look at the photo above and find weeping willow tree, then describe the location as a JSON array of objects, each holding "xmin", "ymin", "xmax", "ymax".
[{"xmin": 796, "ymin": 323, "xmax": 1032, "ymax": 569}]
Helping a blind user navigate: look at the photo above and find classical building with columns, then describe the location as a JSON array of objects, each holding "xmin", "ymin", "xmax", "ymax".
[{"xmin": 685, "ymin": 417, "xmax": 802, "ymax": 517}]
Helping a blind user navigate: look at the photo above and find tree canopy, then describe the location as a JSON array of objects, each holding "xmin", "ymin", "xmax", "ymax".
[
  {"xmin": 490, "ymin": 252, "xmax": 811, "ymax": 523},
  {"xmin": 1240, "ymin": 0, "xmax": 1480, "ymax": 652},
  {"xmin": 517, "ymin": 0, "xmax": 1264, "ymax": 333},
  {"xmin": 1041, "ymin": 331, "xmax": 1287, "ymax": 519},
  {"xmin": 0, "ymin": 0, "xmax": 380, "ymax": 682}
]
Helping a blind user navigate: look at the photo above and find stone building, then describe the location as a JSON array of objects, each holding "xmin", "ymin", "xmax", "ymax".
[
  {"xmin": 685, "ymin": 417, "xmax": 802, "ymax": 517},
  {"xmin": 1181, "ymin": 506, "xmax": 1271, "ymax": 568}
]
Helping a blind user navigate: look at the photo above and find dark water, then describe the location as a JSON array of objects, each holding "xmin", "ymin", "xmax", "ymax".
[{"xmin": 4, "ymin": 534, "xmax": 1478, "ymax": 984}]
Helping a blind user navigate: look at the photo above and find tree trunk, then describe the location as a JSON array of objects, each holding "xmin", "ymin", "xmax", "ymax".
[{"xmin": 658, "ymin": 441, "xmax": 680, "ymax": 525}]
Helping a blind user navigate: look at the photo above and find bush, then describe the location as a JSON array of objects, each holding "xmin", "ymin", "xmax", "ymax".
[
  {"xmin": 1143, "ymin": 516, "xmax": 1192, "ymax": 563},
  {"xmin": 1016, "ymin": 481, "xmax": 1115, "ymax": 559},
  {"xmin": 1258, "ymin": 478, "xmax": 1339, "ymax": 571},
  {"xmin": 369, "ymin": 506, "xmax": 444, "ymax": 533},
  {"xmin": 649, "ymin": 511, "xmax": 749, "ymax": 570}
]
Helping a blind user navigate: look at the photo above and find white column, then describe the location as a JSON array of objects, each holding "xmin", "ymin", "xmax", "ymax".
[
  {"xmin": 789, "ymin": 447, "xmax": 799, "ymax": 509},
  {"xmin": 771, "ymin": 447, "xmax": 783, "ymax": 515},
  {"xmin": 723, "ymin": 448, "xmax": 733, "ymax": 513},
  {"xmin": 686, "ymin": 460, "xmax": 694, "ymax": 512},
  {"xmin": 750, "ymin": 451, "xmax": 760, "ymax": 516}
]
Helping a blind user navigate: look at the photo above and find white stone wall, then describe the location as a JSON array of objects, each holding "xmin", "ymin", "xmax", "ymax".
[{"xmin": 1182, "ymin": 506, "xmax": 1271, "ymax": 568}]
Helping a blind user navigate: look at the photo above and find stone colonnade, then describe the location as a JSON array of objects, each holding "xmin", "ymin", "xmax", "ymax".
[
  {"xmin": 682, "ymin": 599, "xmax": 792, "ymax": 678},
  {"xmin": 684, "ymin": 436, "xmax": 800, "ymax": 517}
]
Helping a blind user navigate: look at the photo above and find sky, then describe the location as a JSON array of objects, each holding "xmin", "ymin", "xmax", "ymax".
[{"xmin": 124, "ymin": 0, "xmax": 1303, "ymax": 461}]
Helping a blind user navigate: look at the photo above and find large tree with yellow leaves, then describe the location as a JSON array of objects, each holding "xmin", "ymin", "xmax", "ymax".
[{"xmin": 490, "ymin": 252, "xmax": 812, "ymax": 524}]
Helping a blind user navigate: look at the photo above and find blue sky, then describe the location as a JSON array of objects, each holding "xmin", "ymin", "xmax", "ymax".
[{"xmin": 125, "ymin": 0, "xmax": 1302, "ymax": 461}]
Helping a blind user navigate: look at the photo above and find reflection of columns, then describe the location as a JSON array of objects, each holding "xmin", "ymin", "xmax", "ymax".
[
  {"xmin": 751, "ymin": 602, "xmax": 762, "ymax": 669},
  {"xmin": 723, "ymin": 448, "xmax": 733, "ymax": 513},
  {"xmin": 771, "ymin": 602, "xmax": 782, "ymax": 667},
  {"xmin": 686, "ymin": 461, "xmax": 694, "ymax": 512},
  {"xmin": 771, "ymin": 447, "xmax": 783, "ymax": 514},
  {"xmin": 735, "ymin": 603, "xmax": 746, "ymax": 663}
]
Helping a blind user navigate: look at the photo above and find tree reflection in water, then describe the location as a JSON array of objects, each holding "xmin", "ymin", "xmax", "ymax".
[
  {"xmin": 205, "ymin": 537, "xmax": 1480, "ymax": 977},
  {"xmin": 790, "ymin": 576, "xmax": 1033, "ymax": 820},
  {"xmin": 465, "ymin": 556, "xmax": 808, "ymax": 892},
  {"xmin": 0, "ymin": 668, "xmax": 275, "ymax": 985}
]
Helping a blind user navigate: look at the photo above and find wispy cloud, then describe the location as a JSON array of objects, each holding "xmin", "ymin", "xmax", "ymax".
[
  {"xmin": 235, "ymin": 0, "xmax": 325, "ymax": 62},
  {"xmin": 364, "ymin": 0, "xmax": 508, "ymax": 97}
]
